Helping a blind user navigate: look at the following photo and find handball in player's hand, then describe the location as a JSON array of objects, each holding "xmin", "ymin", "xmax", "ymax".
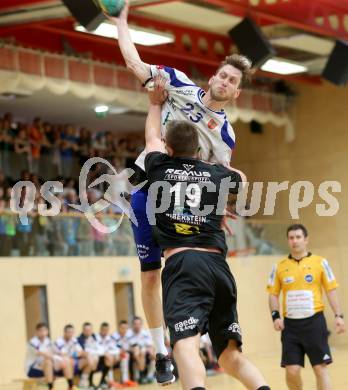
[
  {"xmin": 99, "ymin": 0, "xmax": 127, "ymax": 18},
  {"xmin": 148, "ymin": 76, "xmax": 168, "ymax": 105}
]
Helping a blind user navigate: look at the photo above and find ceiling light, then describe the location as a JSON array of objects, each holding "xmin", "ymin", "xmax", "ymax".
[
  {"xmin": 261, "ymin": 59, "xmax": 308, "ymax": 75},
  {"xmin": 94, "ymin": 105, "xmax": 109, "ymax": 113},
  {"xmin": 76, "ymin": 23, "xmax": 174, "ymax": 46}
]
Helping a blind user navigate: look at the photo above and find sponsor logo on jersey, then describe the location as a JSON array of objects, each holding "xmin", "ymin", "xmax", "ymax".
[
  {"xmin": 174, "ymin": 223, "xmax": 200, "ymax": 235},
  {"xmin": 176, "ymin": 89, "xmax": 195, "ymax": 96},
  {"xmin": 183, "ymin": 164, "xmax": 194, "ymax": 172},
  {"xmin": 305, "ymin": 274, "xmax": 314, "ymax": 283},
  {"xmin": 228, "ymin": 323, "xmax": 242, "ymax": 335},
  {"xmin": 164, "ymin": 168, "xmax": 211, "ymax": 182},
  {"xmin": 208, "ymin": 119, "xmax": 218, "ymax": 130},
  {"xmin": 284, "ymin": 276, "xmax": 295, "ymax": 284},
  {"xmin": 175, "ymin": 317, "xmax": 199, "ymax": 332}
]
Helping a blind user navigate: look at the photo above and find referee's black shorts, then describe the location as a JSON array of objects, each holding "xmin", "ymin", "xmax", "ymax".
[
  {"xmin": 281, "ymin": 311, "xmax": 332, "ymax": 367},
  {"xmin": 161, "ymin": 250, "xmax": 242, "ymax": 359}
]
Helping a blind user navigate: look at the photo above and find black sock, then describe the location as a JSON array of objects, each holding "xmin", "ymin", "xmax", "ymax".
[
  {"xmin": 67, "ymin": 379, "xmax": 73, "ymax": 389},
  {"xmin": 48, "ymin": 383, "xmax": 53, "ymax": 390},
  {"xmin": 99, "ymin": 367, "xmax": 109, "ymax": 386},
  {"xmin": 257, "ymin": 387, "xmax": 271, "ymax": 390},
  {"xmin": 89, "ymin": 372, "xmax": 94, "ymax": 386}
]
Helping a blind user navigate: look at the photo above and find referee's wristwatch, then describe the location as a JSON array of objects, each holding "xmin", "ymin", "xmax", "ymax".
[{"xmin": 335, "ymin": 314, "xmax": 344, "ymax": 319}]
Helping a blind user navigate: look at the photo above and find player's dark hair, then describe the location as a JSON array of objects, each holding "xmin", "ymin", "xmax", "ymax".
[
  {"xmin": 132, "ymin": 316, "xmax": 142, "ymax": 323},
  {"xmin": 119, "ymin": 320, "xmax": 128, "ymax": 326},
  {"xmin": 36, "ymin": 322, "xmax": 48, "ymax": 330},
  {"xmin": 82, "ymin": 322, "xmax": 92, "ymax": 328},
  {"xmin": 64, "ymin": 324, "xmax": 74, "ymax": 332},
  {"xmin": 287, "ymin": 224, "xmax": 308, "ymax": 238},
  {"xmin": 217, "ymin": 54, "xmax": 253, "ymax": 87},
  {"xmin": 100, "ymin": 322, "xmax": 109, "ymax": 328},
  {"xmin": 165, "ymin": 120, "xmax": 199, "ymax": 157}
]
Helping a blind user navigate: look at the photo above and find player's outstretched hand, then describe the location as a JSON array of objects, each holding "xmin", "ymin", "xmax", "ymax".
[
  {"xmin": 148, "ymin": 76, "xmax": 168, "ymax": 105},
  {"xmin": 104, "ymin": 0, "xmax": 129, "ymax": 24}
]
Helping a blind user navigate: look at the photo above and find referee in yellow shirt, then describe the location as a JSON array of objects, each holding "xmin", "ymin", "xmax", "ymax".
[{"xmin": 267, "ymin": 224, "xmax": 345, "ymax": 390}]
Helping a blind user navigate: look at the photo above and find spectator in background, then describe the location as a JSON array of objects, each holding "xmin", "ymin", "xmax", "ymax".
[
  {"xmin": 77, "ymin": 128, "xmax": 92, "ymax": 167},
  {"xmin": 60, "ymin": 201, "xmax": 79, "ymax": 256},
  {"xmin": 77, "ymin": 215, "xmax": 94, "ymax": 256},
  {"xmin": 40, "ymin": 122, "xmax": 56, "ymax": 180},
  {"xmin": 0, "ymin": 112, "xmax": 15, "ymax": 177},
  {"xmin": 60, "ymin": 125, "xmax": 78, "ymax": 178},
  {"xmin": 92, "ymin": 212, "xmax": 107, "ymax": 256},
  {"xmin": 2, "ymin": 197, "xmax": 16, "ymax": 256},
  {"xmin": 29, "ymin": 117, "xmax": 43, "ymax": 174},
  {"xmin": 104, "ymin": 132, "xmax": 116, "ymax": 162},
  {"xmin": 13, "ymin": 129, "xmax": 30, "ymax": 180},
  {"xmin": 52, "ymin": 125, "xmax": 63, "ymax": 176},
  {"xmin": 25, "ymin": 323, "xmax": 54, "ymax": 389},
  {"xmin": 128, "ymin": 317, "xmax": 156, "ymax": 384},
  {"xmin": 77, "ymin": 323, "xmax": 101, "ymax": 389},
  {"xmin": 94, "ymin": 132, "xmax": 107, "ymax": 158},
  {"xmin": 15, "ymin": 210, "xmax": 34, "ymax": 256}
]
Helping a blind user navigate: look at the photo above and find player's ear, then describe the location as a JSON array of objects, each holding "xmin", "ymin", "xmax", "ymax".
[
  {"xmin": 234, "ymin": 88, "xmax": 241, "ymax": 99},
  {"xmin": 166, "ymin": 145, "xmax": 174, "ymax": 156},
  {"xmin": 208, "ymin": 75, "xmax": 215, "ymax": 87}
]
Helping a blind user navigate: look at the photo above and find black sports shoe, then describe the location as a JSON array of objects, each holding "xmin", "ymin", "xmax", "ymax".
[{"xmin": 155, "ymin": 353, "xmax": 175, "ymax": 386}]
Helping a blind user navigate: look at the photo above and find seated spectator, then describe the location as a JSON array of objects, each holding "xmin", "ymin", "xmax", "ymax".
[
  {"xmin": 29, "ymin": 117, "xmax": 43, "ymax": 175},
  {"xmin": 77, "ymin": 323, "xmax": 100, "ymax": 388},
  {"xmin": 128, "ymin": 317, "xmax": 155, "ymax": 384},
  {"xmin": 96, "ymin": 322, "xmax": 120, "ymax": 388},
  {"xmin": 77, "ymin": 128, "xmax": 92, "ymax": 167},
  {"xmin": 13, "ymin": 129, "xmax": 30, "ymax": 180},
  {"xmin": 0, "ymin": 112, "xmax": 16, "ymax": 177},
  {"xmin": 53, "ymin": 324, "xmax": 92, "ymax": 389},
  {"xmin": 25, "ymin": 323, "xmax": 54, "ymax": 389},
  {"xmin": 60, "ymin": 125, "xmax": 78, "ymax": 178},
  {"xmin": 111, "ymin": 321, "xmax": 136, "ymax": 387},
  {"xmin": 40, "ymin": 122, "xmax": 56, "ymax": 180}
]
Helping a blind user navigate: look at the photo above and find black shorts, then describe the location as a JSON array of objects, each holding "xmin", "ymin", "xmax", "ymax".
[
  {"xmin": 162, "ymin": 250, "xmax": 242, "ymax": 359},
  {"xmin": 281, "ymin": 312, "xmax": 332, "ymax": 367}
]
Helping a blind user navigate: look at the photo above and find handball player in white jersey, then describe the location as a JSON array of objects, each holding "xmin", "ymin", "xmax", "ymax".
[{"xmin": 109, "ymin": 1, "xmax": 252, "ymax": 384}]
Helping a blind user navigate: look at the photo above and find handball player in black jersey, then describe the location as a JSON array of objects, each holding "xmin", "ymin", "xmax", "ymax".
[{"xmin": 143, "ymin": 78, "xmax": 270, "ymax": 390}]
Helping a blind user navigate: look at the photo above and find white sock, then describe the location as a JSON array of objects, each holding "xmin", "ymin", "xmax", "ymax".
[
  {"xmin": 147, "ymin": 359, "xmax": 156, "ymax": 379},
  {"xmin": 107, "ymin": 369, "xmax": 114, "ymax": 382},
  {"xmin": 120, "ymin": 356, "xmax": 129, "ymax": 382},
  {"xmin": 149, "ymin": 326, "xmax": 168, "ymax": 356}
]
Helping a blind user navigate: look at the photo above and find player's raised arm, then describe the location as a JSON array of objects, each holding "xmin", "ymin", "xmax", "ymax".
[
  {"xmin": 108, "ymin": 0, "xmax": 151, "ymax": 83},
  {"xmin": 145, "ymin": 77, "xmax": 167, "ymax": 153}
]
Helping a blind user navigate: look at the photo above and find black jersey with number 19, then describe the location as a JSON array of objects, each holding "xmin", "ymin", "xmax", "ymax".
[{"xmin": 144, "ymin": 152, "xmax": 242, "ymax": 256}]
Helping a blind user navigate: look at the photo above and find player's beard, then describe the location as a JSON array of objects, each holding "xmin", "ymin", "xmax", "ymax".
[{"xmin": 210, "ymin": 86, "xmax": 230, "ymax": 102}]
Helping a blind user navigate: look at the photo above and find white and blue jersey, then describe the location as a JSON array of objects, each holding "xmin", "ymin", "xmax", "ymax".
[
  {"xmin": 53, "ymin": 336, "xmax": 82, "ymax": 358},
  {"xmin": 25, "ymin": 336, "xmax": 53, "ymax": 376},
  {"xmin": 132, "ymin": 65, "xmax": 236, "ymax": 271},
  {"xmin": 135, "ymin": 65, "xmax": 235, "ymax": 170}
]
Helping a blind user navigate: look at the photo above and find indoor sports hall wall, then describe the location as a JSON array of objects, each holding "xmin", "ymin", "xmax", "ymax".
[
  {"xmin": 231, "ymin": 80, "xmax": 348, "ymax": 340},
  {"xmin": 0, "ymin": 255, "xmax": 290, "ymax": 384}
]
